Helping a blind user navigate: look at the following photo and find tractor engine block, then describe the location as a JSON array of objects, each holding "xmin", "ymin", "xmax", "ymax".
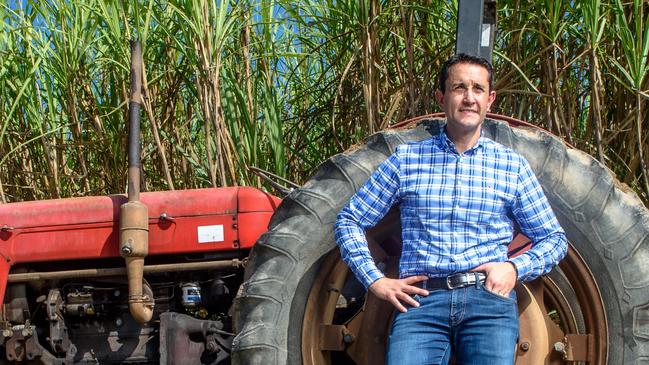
[{"xmin": 1, "ymin": 268, "xmax": 239, "ymax": 364}]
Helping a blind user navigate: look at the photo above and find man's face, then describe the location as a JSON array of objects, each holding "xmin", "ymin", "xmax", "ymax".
[{"xmin": 435, "ymin": 63, "xmax": 496, "ymax": 134}]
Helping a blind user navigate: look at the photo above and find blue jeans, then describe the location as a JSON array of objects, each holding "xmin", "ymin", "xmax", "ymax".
[{"xmin": 386, "ymin": 280, "xmax": 518, "ymax": 365}]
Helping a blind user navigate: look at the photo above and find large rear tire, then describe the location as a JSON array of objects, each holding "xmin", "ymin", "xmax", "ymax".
[{"xmin": 232, "ymin": 117, "xmax": 649, "ymax": 365}]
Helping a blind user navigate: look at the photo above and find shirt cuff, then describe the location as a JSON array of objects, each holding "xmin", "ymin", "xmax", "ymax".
[
  {"xmin": 508, "ymin": 255, "xmax": 531, "ymax": 281},
  {"xmin": 506, "ymin": 260, "xmax": 519, "ymax": 279},
  {"xmin": 360, "ymin": 267, "xmax": 385, "ymax": 290}
]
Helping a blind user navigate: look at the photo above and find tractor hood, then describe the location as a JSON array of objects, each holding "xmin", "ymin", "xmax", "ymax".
[{"xmin": 0, "ymin": 187, "xmax": 279, "ymax": 265}]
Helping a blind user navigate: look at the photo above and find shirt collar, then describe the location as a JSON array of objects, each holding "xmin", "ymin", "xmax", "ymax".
[{"xmin": 436, "ymin": 125, "xmax": 487, "ymax": 156}]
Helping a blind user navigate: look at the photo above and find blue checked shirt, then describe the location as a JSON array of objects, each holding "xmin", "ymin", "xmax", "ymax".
[{"xmin": 334, "ymin": 128, "xmax": 567, "ymax": 289}]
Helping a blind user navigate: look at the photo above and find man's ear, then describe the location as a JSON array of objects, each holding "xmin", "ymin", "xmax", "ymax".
[
  {"xmin": 435, "ymin": 89, "xmax": 445, "ymax": 107},
  {"xmin": 487, "ymin": 90, "xmax": 496, "ymax": 111}
]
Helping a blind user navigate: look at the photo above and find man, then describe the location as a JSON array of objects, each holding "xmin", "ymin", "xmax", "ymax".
[{"xmin": 334, "ymin": 53, "xmax": 567, "ymax": 364}]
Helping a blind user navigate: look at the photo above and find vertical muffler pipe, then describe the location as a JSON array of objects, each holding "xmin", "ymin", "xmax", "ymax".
[{"xmin": 120, "ymin": 40, "xmax": 154, "ymax": 324}]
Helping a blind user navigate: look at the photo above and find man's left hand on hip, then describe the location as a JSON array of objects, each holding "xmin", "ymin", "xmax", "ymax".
[{"xmin": 470, "ymin": 261, "xmax": 517, "ymax": 297}]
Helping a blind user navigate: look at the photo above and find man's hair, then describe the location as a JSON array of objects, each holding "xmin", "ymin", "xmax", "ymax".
[{"xmin": 437, "ymin": 53, "xmax": 494, "ymax": 93}]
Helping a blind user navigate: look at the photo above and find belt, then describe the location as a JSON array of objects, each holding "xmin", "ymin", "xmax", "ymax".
[{"xmin": 420, "ymin": 272, "xmax": 486, "ymax": 290}]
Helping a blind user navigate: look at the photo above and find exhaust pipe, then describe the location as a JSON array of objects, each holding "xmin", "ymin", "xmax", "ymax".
[{"xmin": 120, "ymin": 40, "xmax": 154, "ymax": 324}]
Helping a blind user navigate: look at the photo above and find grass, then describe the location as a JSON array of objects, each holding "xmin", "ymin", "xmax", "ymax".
[{"xmin": 1, "ymin": 0, "xmax": 648, "ymax": 205}]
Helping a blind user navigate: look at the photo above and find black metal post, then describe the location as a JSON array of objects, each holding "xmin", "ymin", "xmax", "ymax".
[
  {"xmin": 127, "ymin": 40, "xmax": 143, "ymax": 202},
  {"xmin": 455, "ymin": 0, "xmax": 497, "ymax": 62}
]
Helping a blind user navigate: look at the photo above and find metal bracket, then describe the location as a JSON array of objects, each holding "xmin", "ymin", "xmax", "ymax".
[
  {"xmin": 319, "ymin": 324, "xmax": 354, "ymax": 351},
  {"xmin": 44, "ymin": 289, "xmax": 72, "ymax": 355},
  {"xmin": 561, "ymin": 334, "xmax": 595, "ymax": 362}
]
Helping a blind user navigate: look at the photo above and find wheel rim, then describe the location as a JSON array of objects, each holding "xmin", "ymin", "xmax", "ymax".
[{"xmin": 302, "ymin": 238, "xmax": 608, "ymax": 365}]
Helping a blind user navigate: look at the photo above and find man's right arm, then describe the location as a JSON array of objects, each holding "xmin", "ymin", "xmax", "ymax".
[
  {"xmin": 334, "ymin": 153, "xmax": 402, "ymax": 289},
  {"xmin": 334, "ymin": 151, "xmax": 430, "ymax": 312}
]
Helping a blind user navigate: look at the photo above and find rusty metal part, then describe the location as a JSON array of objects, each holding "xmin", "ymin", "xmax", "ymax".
[
  {"xmin": 318, "ymin": 324, "xmax": 350, "ymax": 351},
  {"xmin": 24, "ymin": 332, "xmax": 76, "ymax": 364},
  {"xmin": 5, "ymin": 327, "xmax": 26, "ymax": 362},
  {"xmin": 120, "ymin": 202, "xmax": 152, "ymax": 323},
  {"xmin": 542, "ymin": 273, "xmax": 582, "ymax": 335},
  {"xmin": 7, "ymin": 259, "xmax": 243, "ymax": 282},
  {"xmin": 121, "ymin": 40, "xmax": 151, "ymax": 324},
  {"xmin": 302, "ymin": 250, "xmax": 348, "ymax": 364},
  {"xmin": 515, "ymin": 279, "xmax": 565, "ymax": 364},
  {"xmin": 489, "ymin": 247, "xmax": 607, "ymax": 365},
  {"xmin": 560, "ymin": 334, "xmax": 595, "ymax": 362},
  {"xmin": 65, "ymin": 291, "xmax": 94, "ymax": 317},
  {"xmin": 120, "ymin": 201, "xmax": 148, "ymax": 258},
  {"xmin": 44, "ymin": 289, "xmax": 71, "ymax": 354},
  {"xmin": 4, "ymin": 322, "xmax": 76, "ymax": 364},
  {"xmin": 302, "ymin": 244, "xmax": 396, "ymax": 365},
  {"xmin": 342, "ymin": 258, "xmax": 395, "ymax": 365},
  {"xmin": 557, "ymin": 247, "xmax": 608, "ymax": 364},
  {"xmin": 4, "ymin": 283, "xmax": 28, "ymax": 323},
  {"xmin": 122, "ymin": 255, "xmax": 153, "ymax": 325},
  {"xmin": 159, "ymin": 312, "xmax": 230, "ymax": 365},
  {"xmin": 120, "ymin": 201, "xmax": 151, "ymax": 323}
]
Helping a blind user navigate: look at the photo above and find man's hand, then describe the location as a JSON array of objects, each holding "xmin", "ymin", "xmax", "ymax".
[
  {"xmin": 470, "ymin": 262, "xmax": 517, "ymax": 297},
  {"xmin": 368, "ymin": 276, "xmax": 429, "ymax": 313}
]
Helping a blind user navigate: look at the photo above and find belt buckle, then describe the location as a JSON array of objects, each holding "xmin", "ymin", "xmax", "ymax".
[
  {"xmin": 446, "ymin": 273, "xmax": 472, "ymax": 289},
  {"xmin": 446, "ymin": 275, "xmax": 457, "ymax": 289}
]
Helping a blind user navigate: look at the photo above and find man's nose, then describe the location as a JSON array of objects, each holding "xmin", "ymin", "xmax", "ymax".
[{"xmin": 463, "ymin": 89, "xmax": 476, "ymax": 103}]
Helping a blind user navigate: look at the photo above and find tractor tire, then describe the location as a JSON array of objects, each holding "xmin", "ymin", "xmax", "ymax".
[{"xmin": 232, "ymin": 117, "xmax": 649, "ymax": 365}]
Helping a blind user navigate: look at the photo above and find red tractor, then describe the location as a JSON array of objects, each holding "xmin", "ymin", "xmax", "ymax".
[
  {"xmin": 0, "ymin": 187, "xmax": 278, "ymax": 364},
  {"xmin": 2, "ymin": 3, "xmax": 649, "ymax": 365}
]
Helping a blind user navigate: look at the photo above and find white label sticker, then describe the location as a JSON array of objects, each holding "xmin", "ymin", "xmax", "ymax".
[
  {"xmin": 197, "ymin": 225, "xmax": 224, "ymax": 243},
  {"xmin": 481, "ymin": 24, "xmax": 491, "ymax": 47}
]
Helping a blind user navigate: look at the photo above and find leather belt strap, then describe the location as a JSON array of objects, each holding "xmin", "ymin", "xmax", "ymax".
[{"xmin": 421, "ymin": 272, "xmax": 486, "ymax": 290}]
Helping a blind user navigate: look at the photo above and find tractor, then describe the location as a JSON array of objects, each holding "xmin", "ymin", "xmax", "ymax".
[{"xmin": 2, "ymin": 1, "xmax": 649, "ymax": 364}]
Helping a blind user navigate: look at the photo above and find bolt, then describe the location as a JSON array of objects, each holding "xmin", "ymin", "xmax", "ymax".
[
  {"xmin": 206, "ymin": 341, "xmax": 219, "ymax": 353},
  {"xmin": 115, "ymin": 318, "xmax": 123, "ymax": 327},
  {"xmin": 121, "ymin": 246, "xmax": 132, "ymax": 254},
  {"xmin": 554, "ymin": 341, "xmax": 566, "ymax": 353},
  {"xmin": 519, "ymin": 342, "xmax": 530, "ymax": 351},
  {"xmin": 343, "ymin": 333, "xmax": 354, "ymax": 344},
  {"xmin": 114, "ymin": 290, "xmax": 121, "ymax": 297}
]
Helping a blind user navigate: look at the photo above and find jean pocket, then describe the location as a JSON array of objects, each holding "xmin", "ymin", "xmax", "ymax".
[{"xmin": 478, "ymin": 281, "xmax": 516, "ymax": 303}]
